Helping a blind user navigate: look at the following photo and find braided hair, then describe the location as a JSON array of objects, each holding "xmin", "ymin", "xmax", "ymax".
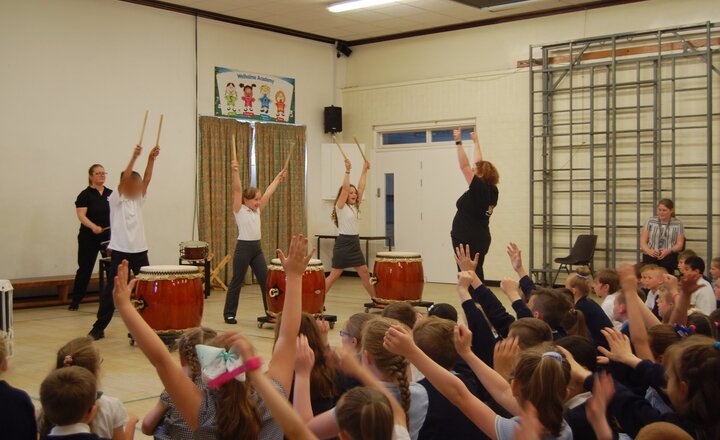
[
  {"xmin": 361, "ymin": 318, "xmax": 411, "ymax": 425},
  {"xmin": 177, "ymin": 327, "xmax": 217, "ymax": 382}
]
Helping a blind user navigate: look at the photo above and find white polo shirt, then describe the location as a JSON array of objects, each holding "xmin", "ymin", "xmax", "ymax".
[
  {"xmin": 690, "ymin": 277, "xmax": 716, "ymax": 315},
  {"xmin": 235, "ymin": 205, "xmax": 261, "ymax": 241},
  {"xmin": 336, "ymin": 204, "xmax": 359, "ymax": 235},
  {"xmin": 108, "ymin": 190, "xmax": 148, "ymax": 253}
]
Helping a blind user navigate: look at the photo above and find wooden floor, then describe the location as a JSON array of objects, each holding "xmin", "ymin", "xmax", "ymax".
[{"xmin": 4, "ymin": 277, "xmax": 509, "ymax": 439}]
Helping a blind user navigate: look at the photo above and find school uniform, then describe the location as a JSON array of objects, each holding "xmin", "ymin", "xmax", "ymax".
[
  {"xmin": 451, "ymin": 175, "xmax": 498, "ymax": 282},
  {"xmin": 644, "ymin": 290, "xmax": 661, "ymax": 319},
  {"xmin": 70, "ymin": 186, "xmax": 112, "ymax": 307},
  {"xmin": 90, "ymin": 191, "xmax": 149, "ymax": 338},
  {"xmin": 575, "ymin": 296, "xmax": 613, "ymax": 350},
  {"xmin": 43, "ymin": 423, "xmax": 108, "ymax": 440},
  {"xmin": 223, "ymin": 205, "xmax": 268, "ymax": 319},
  {"xmin": 331, "ymin": 204, "xmax": 366, "ymax": 268},
  {"xmin": 689, "ymin": 277, "xmax": 716, "ymax": 315},
  {"xmin": 0, "ymin": 380, "xmax": 37, "ymax": 440}
]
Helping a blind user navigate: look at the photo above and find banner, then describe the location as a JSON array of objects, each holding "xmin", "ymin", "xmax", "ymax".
[{"xmin": 214, "ymin": 66, "xmax": 295, "ymax": 123}]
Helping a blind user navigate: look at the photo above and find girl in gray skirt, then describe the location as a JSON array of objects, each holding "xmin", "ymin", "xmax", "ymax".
[
  {"xmin": 325, "ymin": 158, "xmax": 375, "ymax": 299},
  {"xmin": 223, "ymin": 158, "xmax": 286, "ymax": 324}
]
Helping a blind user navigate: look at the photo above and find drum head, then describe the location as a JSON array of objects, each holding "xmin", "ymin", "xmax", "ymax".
[
  {"xmin": 270, "ymin": 258, "xmax": 282, "ymax": 265},
  {"xmin": 180, "ymin": 241, "xmax": 208, "ymax": 247},
  {"xmin": 269, "ymin": 258, "xmax": 323, "ymax": 267},
  {"xmin": 375, "ymin": 251, "xmax": 421, "ymax": 258},
  {"xmin": 140, "ymin": 265, "xmax": 200, "ymax": 274}
]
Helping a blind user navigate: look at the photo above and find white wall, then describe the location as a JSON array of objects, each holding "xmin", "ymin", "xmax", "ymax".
[
  {"xmin": 0, "ymin": 0, "xmax": 339, "ymax": 279},
  {"xmin": 343, "ymin": 0, "xmax": 720, "ymax": 281}
]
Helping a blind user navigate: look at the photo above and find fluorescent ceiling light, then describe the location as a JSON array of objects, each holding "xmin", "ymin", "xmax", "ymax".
[
  {"xmin": 482, "ymin": 0, "xmax": 543, "ymax": 13},
  {"xmin": 328, "ymin": 0, "xmax": 397, "ymax": 13}
]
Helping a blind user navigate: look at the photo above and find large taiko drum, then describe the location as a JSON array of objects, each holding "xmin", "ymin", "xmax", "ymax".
[
  {"xmin": 179, "ymin": 241, "xmax": 209, "ymax": 261},
  {"xmin": 373, "ymin": 252, "xmax": 424, "ymax": 302},
  {"xmin": 265, "ymin": 259, "xmax": 325, "ymax": 316},
  {"xmin": 134, "ymin": 265, "xmax": 204, "ymax": 331}
]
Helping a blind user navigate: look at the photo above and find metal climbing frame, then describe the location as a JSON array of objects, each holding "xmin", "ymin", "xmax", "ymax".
[{"xmin": 529, "ymin": 22, "xmax": 720, "ymax": 277}]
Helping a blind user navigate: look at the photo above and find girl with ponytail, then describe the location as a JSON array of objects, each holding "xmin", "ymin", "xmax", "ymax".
[
  {"xmin": 566, "ymin": 267, "xmax": 613, "ymax": 350},
  {"xmin": 304, "ymin": 318, "xmax": 429, "ymax": 440}
]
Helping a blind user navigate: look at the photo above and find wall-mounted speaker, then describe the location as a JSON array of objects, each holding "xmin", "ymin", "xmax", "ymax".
[{"xmin": 324, "ymin": 106, "xmax": 342, "ymax": 134}]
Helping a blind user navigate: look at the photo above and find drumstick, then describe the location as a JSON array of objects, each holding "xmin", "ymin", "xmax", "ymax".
[
  {"xmin": 331, "ymin": 134, "xmax": 348, "ymax": 160},
  {"xmin": 232, "ymin": 135, "xmax": 238, "ymax": 162},
  {"xmin": 353, "ymin": 136, "xmax": 368, "ymax": 162},
  {"xmin": 282, "ymin": 142, "xmax": 294, "ymax": 171},
  {"xmin": 154, "ymin": 114, "xmax": 164, "ymax": 147},
  {"xmin": 138, "ymin": 110, "xmax": 148, "ymax": 146},
  {"xmin": 101, "ymin": 226, "xmax": 110, "ymax": 232}
]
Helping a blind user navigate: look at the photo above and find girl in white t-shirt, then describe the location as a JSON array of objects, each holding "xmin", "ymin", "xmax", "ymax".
[
  {"xmin": 222, "ymin": 159, "xmax": 286, "ymax": 324},
  {"xmin": 325, "ymin": 158, "xmax": 375, "ymax": 298},
  {"xmin": 38, "ymin": 337, "xmax": 137, "ymax": 440}
]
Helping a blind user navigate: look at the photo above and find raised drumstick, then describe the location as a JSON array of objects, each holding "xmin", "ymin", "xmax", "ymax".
[
  {"xmin": 331, "ymin": 134, "xmax": 348, "ymax": 160},
  {"xmin": 154, "ymin": 114, "xmax": 164, "ymax": 147},
  {"xmin": 353, "ymin": 136, "xmax": 368, "ymax": 162},
  {"xmin": 138, "ymin": 110, "xmax": 148, "ymax": 146},
  {"xmin": 232, "ymin": 135, "xmax": 238, "ymax": 162},
  {"xmin": 283, "ymin": 143, "xmax": 294, "ymax": 171}
]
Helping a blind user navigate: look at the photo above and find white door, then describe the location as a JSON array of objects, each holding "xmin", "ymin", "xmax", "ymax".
[{"xmin": 420, "ymin": 147, "xmax": 470, "ymax": 283}]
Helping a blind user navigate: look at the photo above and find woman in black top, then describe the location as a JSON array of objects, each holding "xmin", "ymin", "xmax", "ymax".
[
  {"xmin": 450, "ymin": 129, "xmax": 499, "ymax": 282},
  {"xmin": 68, "ymin": 164, "xmax": 112, "ymax": 310}
]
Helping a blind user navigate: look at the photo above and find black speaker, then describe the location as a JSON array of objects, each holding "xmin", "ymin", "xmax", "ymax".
[{"xmin": 324, "ymin": 106, "xmax": 342, "ymax": 134}]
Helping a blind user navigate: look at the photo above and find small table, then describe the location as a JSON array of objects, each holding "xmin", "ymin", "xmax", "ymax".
[
  {"xmin": 178, "ymin": 258, "xmax": 212, "ymax": 298},
  {"xmin": 315, "ymin": 235, "xmax": 393, "ymax": 263}
]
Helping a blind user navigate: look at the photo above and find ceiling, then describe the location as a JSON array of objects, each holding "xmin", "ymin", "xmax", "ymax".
[{"xmin": 151, "ymin": 0, "xmax": 638, "ymax": 43}]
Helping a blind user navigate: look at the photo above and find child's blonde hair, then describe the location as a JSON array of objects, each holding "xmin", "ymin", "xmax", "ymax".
[
  {"xmin": 336, "ymin": 387, "xmax": 393, "ymax": 440},
  {"xmin": 56, "ymin": 337, "xmax": 100, "ymax": 375},
  {"xmin": 512, "ymin": 349, "xmax": 571, "ymax": 437},
  {"xmin": 566, "ymin": 266, "xmax": 593, "ymax": 297},
  {"xmin": 362, "ymin": 318, "xmax": 411, "ymax": 425}
]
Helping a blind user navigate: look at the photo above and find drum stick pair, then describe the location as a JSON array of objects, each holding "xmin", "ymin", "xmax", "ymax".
[
  {"xmin": 332, "ymin": 135, "xmax": 367, "ymax": 162},
  {"xmin": 138, "ymin": 111, "xmax": 163, "ymax": 147},
  {"xmin": 230, "ymin": 134, "xmax": 293, "ymax": 172}
]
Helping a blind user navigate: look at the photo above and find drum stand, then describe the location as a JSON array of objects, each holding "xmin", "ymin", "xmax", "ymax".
[
  {"xmin": 257, "ymin": 312, "xmax": 337, "ymax": 329},
  {"xmin": 363, "ymin": 299, "xmax": 434, "ymax": 313}
]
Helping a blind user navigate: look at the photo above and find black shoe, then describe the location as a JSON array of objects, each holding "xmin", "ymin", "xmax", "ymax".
[
  {"xmin": 68, "ymin": 304, "xmax": 79, "ymax": 311},
  {"xmin": 224, "ymin": 316, "xmax": 237, "ymax": 324},
  {"xmin": 88, "ymin": 331, "xmax": 105, "ymax": 341}
]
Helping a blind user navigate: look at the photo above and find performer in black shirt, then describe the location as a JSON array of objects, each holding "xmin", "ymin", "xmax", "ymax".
[
  {"xmin": 69, "ymin": 164, "xmax": 112, "ymax": 310},
  {"xmin": 450, "ymin": 129, "xmax": 499, "ymax": 282}
]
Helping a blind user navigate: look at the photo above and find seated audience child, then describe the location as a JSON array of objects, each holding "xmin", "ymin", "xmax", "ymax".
[
  {"xmin": 412, "ymin": 317, "xmax": 487, "ymax": 440},
  {"xmin": 613, "ymin": 291, "xmax": 629, "ymax": 331},
  {"xmin": 0, "ymin": 333, "xmax": 37, "ymax": 439},
  {"xmin": 640, "ymin": 264, "xmax": 667, "ymax": 319},
  {"xmin": 39, "ymin": 337, "xmax": 136, "ymax": 440},
  {"xmin": 686, "ymin": 312, "xmax": 715, "ymax": 338},
  {"xmin": 40, "ymin": 366, "xmax": 104, "ymax": 440},
  {"xmin": 565, "ymin": 267, "xmax": 613, "ymax": 349},
  {"xmin": 114, "ymin": 235, "xmax": 314, "ymax": 439},
  {"xmin": 304, "ymin": 318, "xmax": 429, "ymax": 440},
  {"xmin": 382, "ymin": 301, "xmax": 420, "ymax": 329},
  {"xmin": 656, "ymin": 286, "xmax": 677, "ymax": 324},
  {"xmin": 677, "ymin": 249, "xmax": 697, "ymax": 278},
  {"xmin": 141, "ymin": 327, "xmax": 217, "ymax": 439},
  {"xmin": 647, "ymin": 324, "xmax": 681, "ymax": 363},
  {"xmin": 709, "ymin": 257, "xmax": 719, "ymax": 289},
  {"xmin": 384, "ymin": 311, "xmax": 573, "ymax": 440},
  {"xmin": 507, "ymin": 318, "xmax": 553, "ymax": 350},
  {"xmin": 427, "ymin": 303, "xmax": 458, "ymax": 322},
  {"xmin": 710, "ymin": 309, "xmax": 720, "ymax": 339},
  {"xmin": 636, "ymin": 422, "xmax": 693, "ymax": 440},
  {"xmin": 683, "ymin": 256, "xmax": 716, "ymax": 315},
  {"xmin": 339, "ymin": 313, "xmax": 376, "ymax": 353},
  {"xmin": 592, "ymin": 268, "xmax": 621, "ymax": 324}
]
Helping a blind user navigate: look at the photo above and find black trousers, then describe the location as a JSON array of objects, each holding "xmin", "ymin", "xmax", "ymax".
[
  {"xmin": 451, "ymin": 232, "xmax": 491, "ymax": 282},
  {"xmin": 90, "ymin": 250, "xmax": 148, "ymax": 334},
  {"xmin": 223, "ymin": 240, "xmax": 268, "ymax": 318},
  {"xmin": 70, "ymin": 233, "xmax": 105, "ymax": 305},
  {"xmin": 642, "ymin": 252, "xmax": 679, "ymax": 275}
]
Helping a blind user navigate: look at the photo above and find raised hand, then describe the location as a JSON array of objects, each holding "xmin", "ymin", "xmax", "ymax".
[
  {"xmin": 680, "ymin": 271, "xmax": 702, "ymax": 296},
  {"xmin": 217, "ymin": 331, "xmax": 256, "ymax": 361},
  {"xmin": 344, "ymin": 159, "xmax": 352, "ymax": 172},
  {"xmin": 133, "ymin": 145, "xmax": 142, "ymax": 158},
  {"xmin": 556, "ymin": 346, "xmax": 592, "ymax": 383},
  {"xmin": 362, "ymin": 159, "xmax": 370, "ymax": 171},
  {"xmin": 499, "ymin": 278, "xmax": 521, "ymax": 301},
  {"xmin": 277, "ymin": 235, "xmax": 314, "ymax": 278},
  {"xmin": 585, "ymin": 372, "xmax": 615, "ymax": 440},
  {"xmin": 618, "ymin": 263, "xmax": 638, "ymax": 293},
  {"xmin": 149, "ymin": 146, "xmax": 160, "ymax": 160},
  {"xmin": 597, "ymin": 327, "xmax": 641, "ymax": 368},
  {"xmin": 329, "ymin": 345, "xmax": 363, "ymax": 378},
  {"xmin": 493, "ymin": 336, "xmax": 520, "ymax": 380},
  {"xmin": 315, "ymin": 318, "xmax": 330, "ymax": 347},
  {"xmin": 453, "ymin": 128, "xmax": 462, "ymax": 142},
  {"xmin": 506, "ymin": 242, "xmax": 525, "ymax": 274},
  {"xmin": 470, "ymin": 131, "xmax": 479, "ymax": 145},
  {"xmin": 294, "ymin": 335, "xmax": 315, "ymax": 377},
  {"xmin": 383, "ymin": 324, "xmax": 416, "ymax": 358},
  {"xmin": 663, "ymin": 274, "xmax": 679, "ymax": 294},
  {"xmin": 454, "ymin": 244, "xmax": 479, "ymax": 272},
  {"xmin": 453, "ymin": 324, "xmax": 473, "ymax": 357},
  {"xmin": 231, "ymin": 160, "xmax": 239, "ymax": 173},
  {"xmin": 457, "ymin": 271, "xmax": 474, "ymax": 289},
  {"xmin": 277, "ymin": 169, "xmax": 287, "ymax": 182},
  {"xmin": 112, "ymin": 260, "xmax": 137, "ymax": 308}
]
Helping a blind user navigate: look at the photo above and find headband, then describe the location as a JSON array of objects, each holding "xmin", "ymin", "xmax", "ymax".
[
  {"xmin": 674, "ymin": 324, "xmax": 694, "ymax": 337},
  {"xmin": 195, "ymin": 345, "xmax": 262, "ymax": 389},
  {"xmin": 63, "ymin": 355, "xmax": 73, "ymax": 367},
  {"xmin": 542, "ymin": 351, "xmax": 564, "ymax": 363}
]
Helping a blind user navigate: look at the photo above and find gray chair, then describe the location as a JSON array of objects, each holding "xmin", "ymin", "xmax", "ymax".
[{"xmin": 552, "ymin": 234, "xmax": 598, "ymax": 285}]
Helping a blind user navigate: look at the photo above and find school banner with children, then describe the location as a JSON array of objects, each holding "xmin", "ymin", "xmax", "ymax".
[{"xmin": 214, "ymin": 66, "xmax": 296, "ymax": 123}]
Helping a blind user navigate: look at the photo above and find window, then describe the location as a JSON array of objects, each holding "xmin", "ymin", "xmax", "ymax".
[{"xmin": 378, "ymin": 124, "xmax": 475, "ymax": 148}]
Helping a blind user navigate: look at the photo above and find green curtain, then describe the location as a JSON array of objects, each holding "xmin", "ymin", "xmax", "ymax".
[
  {"xmin": 198, "ymin": 116, "xmax": 251, "ymax": 284},
  {"xmin": 255, "ymin": 123, "xmax": 307, "ymax": 261}
]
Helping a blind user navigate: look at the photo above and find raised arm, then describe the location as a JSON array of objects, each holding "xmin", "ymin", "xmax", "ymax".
[
  {"xmin": 336, "ymin": 159, "xmax": 351, "ymax": 210},
  {"xmin": 293, "ymin": 336, "xmax": 316, "ymax": 422},
  {"xmin": 118, "ymin": 146, "xmax": 141, "ymax": 195},
  {"xmin": 142, "ymin": 146, "xmax": 160, "ymax": 196},
  {"xmin": 668, "ymin": 272, "xmax": 701, "ymax": 326},
  {"xmin": 618, "ymin": 264, "xmax": 654, "ymax": 361},
  {"xmin": 267, "ymin": 235, "xmax": 314, "ymax": 394},
  {"xmin": 356, "ymin": 159, "xmax": 370, "ymax": 203},
  {"xmin": 384, "ymin": 324, "xmax": 500, "ymax": 440},
  {"xmin": 113, "ymin": 260, "xmax": 203, "ymax": 430},
  {"xmin": 232, "ymin": 160, "xmax": 243, "ymax": 213},
  {"xmin": 259, "ymin": 169, "xmax": 287, "ymax": 210},
  {"xmin": 454, "ymin": 129, "xmax": 474, "ymax": 186},
  {"xmin": 470, "ymin": 130, "xmax": 483, "ymax": 163}
]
